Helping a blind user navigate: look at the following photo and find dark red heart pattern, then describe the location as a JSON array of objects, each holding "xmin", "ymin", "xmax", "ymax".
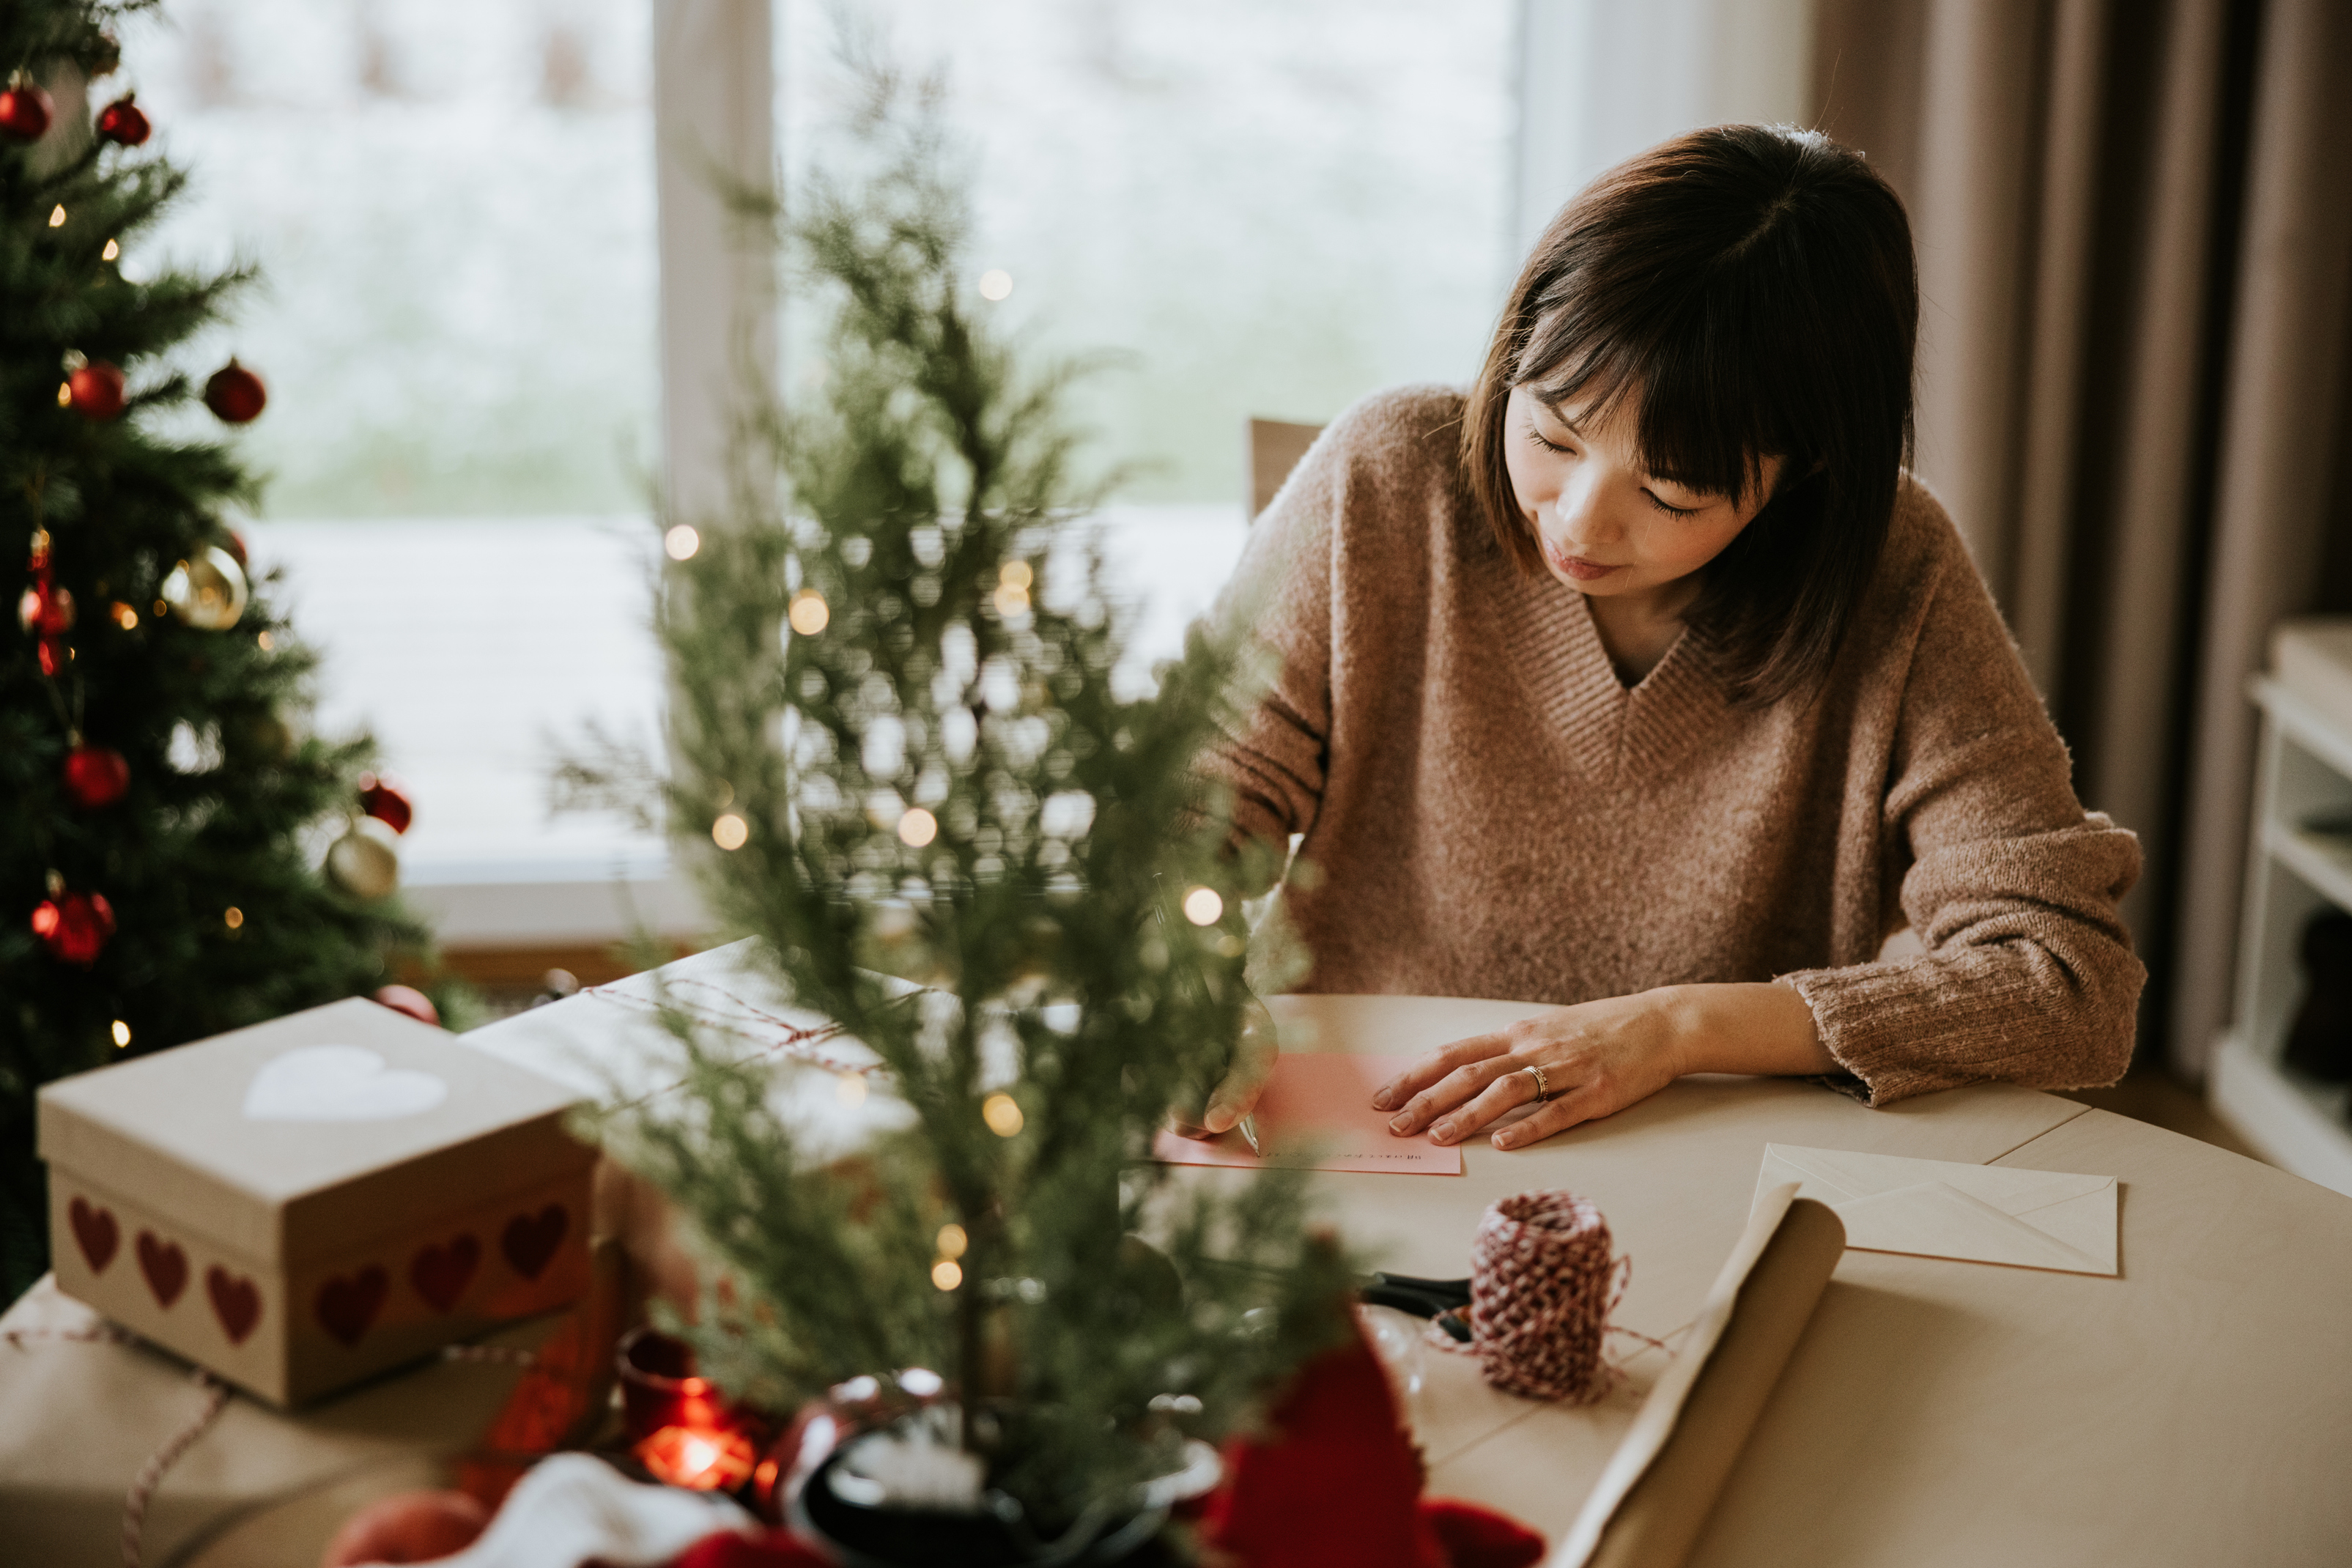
[
  {"xmin": 137, "ymin": 1231, "xmax": 188, "ymax": 1308},
  {"xmin": 500, "ymin": 1204, "xmax": 568, "ymax": 1282},
  {"xmin": 207, "ymin": 1265, "xmax": 261, "ymax": 1345},
  {"xmin": 410, "ymin": 1233, "xmax": 480, "ymax": 1313},
  {"xmin": 315, "ymin": 1266, "xmax": 389, "ymax": 1347},
  {"xmin": 68, "ymin": 1197, "xmax": 118, "ymax": 1273}
]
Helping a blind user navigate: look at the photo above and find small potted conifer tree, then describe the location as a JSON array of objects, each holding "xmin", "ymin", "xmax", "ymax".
[{"xmin": 591, "ymin": 55, "xmax": 1351, "ymax": 1567}]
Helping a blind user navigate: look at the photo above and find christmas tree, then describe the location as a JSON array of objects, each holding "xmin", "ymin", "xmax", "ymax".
[
  {"xmin": 1, "ymin": 1, "xmax": 451, "ymax": 1301},
  {"xmin": 593, "ymin": 55, "xmax": 1353, "ymax": 1550}
]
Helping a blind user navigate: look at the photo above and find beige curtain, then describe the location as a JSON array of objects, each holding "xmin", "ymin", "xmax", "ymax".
[{"xmin": 1810, "ymin": 0, "xmax": 2352, "ymax": 1078}]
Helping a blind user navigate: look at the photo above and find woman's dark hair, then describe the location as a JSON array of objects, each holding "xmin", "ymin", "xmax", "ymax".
[{"xmin": 1462, "ymin": 124, "xmax": 1917, "ymax": 706}]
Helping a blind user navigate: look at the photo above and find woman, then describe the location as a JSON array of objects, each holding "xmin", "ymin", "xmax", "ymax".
[{"xmin": 1191, "ymin": 124, "xmax": 2143, "ymax": 1152}]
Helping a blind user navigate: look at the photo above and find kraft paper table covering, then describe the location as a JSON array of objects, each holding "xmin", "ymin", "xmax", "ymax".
[
  {"xmin": 1750, "ymin": 1144, "xmax": 2119, "ymax": 1275},
  {"xmin": 0, "ymin": 1264, "xmax": 615, "ymax": 1568},
  {"xmin": 0, "ymin": 971, "xmax": 2093, "ymax": 1565},
  {"xmin": 1184, "ymin": 995, "xmax": 2090, "ymax": 1553},
  {"xmin": 1685, "ymin": 1108, "xmax": 2352, "ymax": 1567}
]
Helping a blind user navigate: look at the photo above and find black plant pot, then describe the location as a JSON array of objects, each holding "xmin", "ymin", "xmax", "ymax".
[{"xmin": 793, "ymin": 1442, "xmax": 1210, "ymax": 1568}]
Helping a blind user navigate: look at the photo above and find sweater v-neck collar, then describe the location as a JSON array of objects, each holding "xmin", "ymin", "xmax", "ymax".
[{"xmin": 1498, "ymin": 566, "xmax": 1734, "ymax": 783}]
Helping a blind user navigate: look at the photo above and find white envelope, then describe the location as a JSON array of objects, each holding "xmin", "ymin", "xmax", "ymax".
[{"xmin": 1752, "ymin": 1143, "xmax": 2118, "ymax": 1276}]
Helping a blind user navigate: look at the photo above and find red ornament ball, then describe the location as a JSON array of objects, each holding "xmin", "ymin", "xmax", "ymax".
[
  {"xmin": 63, "ymin": 745, "xmax": 130, "ymax": 808},
  {"xmin": 203, "ymin": 361, "xmax": 267, "ymax": 424},
  {"xmin": 94, "ymin": 94, "xmax": 149, "ymax": 146},
  {"xmin": 0, "ymin": 84, "xmax": 53, "ymax": 142},
  {"xmin": 371, "ymin": 984, "xmax": 440, "ymax": 1028},
  {"xmin": 67, "ymin": 361, "xmax": 127, "ymax": 421},
  {"xmin": 32, "ymin": 890, "xmax": 115, "ymax": 967},
  {"xmin": 18, "ymin": 580, "xmax": 74, "ymax": 636},
  {"xmin": 358, "ymin": 774, "xmax": 414, "ymax": 835}
]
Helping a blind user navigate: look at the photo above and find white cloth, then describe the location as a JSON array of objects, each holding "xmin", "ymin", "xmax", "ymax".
[{"xmin": 368, "ymin": 1453, "xmax": 755, "ymax": 1568}]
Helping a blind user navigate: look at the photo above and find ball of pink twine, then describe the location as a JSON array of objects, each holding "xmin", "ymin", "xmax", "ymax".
[{"xmin": 1466, "ymin": 1188, "xmax": 1630, "ymax": 1402}]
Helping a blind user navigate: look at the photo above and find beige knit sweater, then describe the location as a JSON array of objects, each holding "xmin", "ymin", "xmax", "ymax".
[{"xmin": 1202, "ymin": 387, "xmax": 2144, "ymax": 1106}]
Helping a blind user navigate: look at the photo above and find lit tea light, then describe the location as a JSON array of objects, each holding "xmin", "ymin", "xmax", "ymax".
[
  {"xmin": 1182, "ymin": 887, "xmax": 1223, "ymax": 925},
  {"xmin": 711, "ymin": 812, "xmax": 750, "ymax": 851},
  {"xmin": 897, "ymin": 807, "xmax": 937, "ymax": 847},
  {"xmin": 663, "ymin": 524, "xmax": 700, "ymax": 561},
  {"xmin": 931, "ymin": 1259, "xmax": 963, "ymax": 1291},
  {"xmin": 48, "ymin": 205, "xmax": 66, "ymax": 228},
  {"xmin": 636, "ymin": 1423, "xmax": 756, "ymax": 1492},
  {"xmin": 101, "ymin": 237, "xmax": 119, "ymax": 261},
  {"xmin": 223, "ymin": 906, "xmax": 244, "ymax": 930},
  {"xmin": 111, "ymin": 1020, "xmax": 131, "ymax": 1048},
  {"xmin": 788, "ymin": 590, "xmax": 829, "ymax": 635},
  {"xmin": 936, "ymin": 1223, "xmax": 967, "ymax": 1260}
]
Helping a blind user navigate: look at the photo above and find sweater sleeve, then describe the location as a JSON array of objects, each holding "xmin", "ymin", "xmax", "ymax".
[
  {"xmin": 1778, "ymin": 509, "xmax": 2146, "ymax": 1106},
  {"xmin": 1191, "ymin": 414, "xmax": 1350, "ymax": 856}
]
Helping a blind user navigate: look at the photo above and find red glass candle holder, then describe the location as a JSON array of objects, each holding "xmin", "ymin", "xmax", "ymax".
[{"xmin": 616, "ymin": 1326, "xmax": 729, "ymax": 1441}]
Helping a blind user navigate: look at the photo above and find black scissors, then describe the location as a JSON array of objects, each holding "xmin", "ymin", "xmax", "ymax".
[{"xmin": 1360, "ymin": 1271, "xmax": 1473, "ymax": 1342}]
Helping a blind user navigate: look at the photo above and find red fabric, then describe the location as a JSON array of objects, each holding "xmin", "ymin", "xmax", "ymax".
[
  {"xmin": 670, "ymin": 1528, "xmax": 834, "ymax": 1568},
  {"xmin": 1420, "ymin": 1498, "xmax": 1547, "ymax": 1568},
  {"xmin": 1202, "ymin": 1326, "xmax": 1448, "ymax": 1568}
]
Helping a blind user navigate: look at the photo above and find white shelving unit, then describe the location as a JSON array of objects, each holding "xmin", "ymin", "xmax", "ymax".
[{"xmin": 2211, "ymin": 623, "xmax": 2352, "ymax": 1197}]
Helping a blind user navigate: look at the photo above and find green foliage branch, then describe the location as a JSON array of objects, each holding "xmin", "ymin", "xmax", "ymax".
[{"xmin": 593, "ymin": 60, "xmax": 1350, "ymax": 1538}]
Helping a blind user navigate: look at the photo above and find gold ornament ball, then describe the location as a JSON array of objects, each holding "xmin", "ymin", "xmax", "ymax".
[
  {"xmin": 226, "ymin": 709, "xmax": 293, "ymax": 762},
  {"xmin": 325, "ymin": 829, "xmax": 399, "ymax": 901},
  {"xmin": 160, "ymin": 545, "xmax": 249, "ymax": 631}
]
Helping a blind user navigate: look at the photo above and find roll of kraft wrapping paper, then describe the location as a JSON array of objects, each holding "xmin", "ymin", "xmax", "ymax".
[{"xmin": 1564, "ymin": 1187, "xmax": 1846, "ymax": 1568}]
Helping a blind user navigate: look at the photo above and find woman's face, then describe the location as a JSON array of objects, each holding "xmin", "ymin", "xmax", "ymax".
[{"xmin": 1503, "ymin": 383, "xmax": 1782, "ymax": 610}]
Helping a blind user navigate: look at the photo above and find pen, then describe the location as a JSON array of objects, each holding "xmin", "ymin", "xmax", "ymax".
[{"xmin": 1238, "ymin": 1112, "xmax": 1261, "ymax": 1155}]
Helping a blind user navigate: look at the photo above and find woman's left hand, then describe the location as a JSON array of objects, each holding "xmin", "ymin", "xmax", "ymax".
[
  {"xmin": 1371, "ymin": 992, "xmax": 1685, "ymax": 1150},
  {"xmin": 1370, "ymin": 982, "xmax": 1832, "ymax": 1150}
]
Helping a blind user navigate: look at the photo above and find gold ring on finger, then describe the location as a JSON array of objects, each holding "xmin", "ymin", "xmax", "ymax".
[{"xmin": 1521, "ymin": 1062, "xmax": 1551, "ymax": 1103}]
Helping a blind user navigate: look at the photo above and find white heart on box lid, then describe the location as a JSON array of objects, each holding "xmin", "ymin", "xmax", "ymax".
[{"xmin": 243, "ymin": 1044, "xmax": 449, "ymax": 1122}]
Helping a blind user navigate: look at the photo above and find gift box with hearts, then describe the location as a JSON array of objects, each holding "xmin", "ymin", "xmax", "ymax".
[{"xmin": 38, "ymin": 997, "xmax": 596, "ymax": 1406}]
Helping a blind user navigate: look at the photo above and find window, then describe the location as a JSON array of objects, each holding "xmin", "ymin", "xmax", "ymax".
[
  {"xmin": 121, "ymin": 2, "xmax": 1537, "ymax": 949},
  {"xmin": 127, "ymin": 1, "xmax": 676, "ymax": 941}
]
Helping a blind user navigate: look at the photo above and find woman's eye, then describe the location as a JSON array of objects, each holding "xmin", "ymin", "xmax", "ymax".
[
  {"xmin": 1523, "ymin": 423, "xmax": 1572, "ymax": 456},
  {"xmin": 1644, "ymin": 491, "xmax": 1701, "ymax": 517}
]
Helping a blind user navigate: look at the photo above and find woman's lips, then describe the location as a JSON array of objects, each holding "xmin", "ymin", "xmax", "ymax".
[{"xmin": 1544, "ymin": 539, "xmax": 1621, "ymax": 582}]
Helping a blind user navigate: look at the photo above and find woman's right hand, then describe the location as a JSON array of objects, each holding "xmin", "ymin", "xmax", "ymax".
[{"xmin": 1168, "ymin": 993, "xmax": 1279, "ymax": 1139}]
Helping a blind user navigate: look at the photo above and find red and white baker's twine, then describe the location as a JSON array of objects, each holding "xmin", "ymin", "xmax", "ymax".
[
  {"xmin": 1437, "ymin": 1189, "xmax": 1669, "ymax": 1403},
  {"xmin": 121, "ymin": 1367, "xmax": 226, "ymax": 1568},
  {"xmin": 7, "ymin": 1325, "xmax": 536, "ymax": 1568},
  {"xmin": 585, "ymin": 977, "xmax": 884, "ymax": 1091}
]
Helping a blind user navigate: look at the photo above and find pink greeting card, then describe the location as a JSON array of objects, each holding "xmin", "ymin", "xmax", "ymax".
[{"xmin": 1151, "ymin": 1053, "xmax": 1462, "ymax": 1176}]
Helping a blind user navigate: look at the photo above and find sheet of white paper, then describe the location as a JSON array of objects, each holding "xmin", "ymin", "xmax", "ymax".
[{"xmin": 1751, "ymin": 1143, "xmax": 2118, "ymax": 1276}]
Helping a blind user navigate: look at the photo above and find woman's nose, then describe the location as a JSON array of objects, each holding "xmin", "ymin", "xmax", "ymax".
[{"xmin": 1553, "ymin": 470, "xmax": 1621, "ymax": 544}]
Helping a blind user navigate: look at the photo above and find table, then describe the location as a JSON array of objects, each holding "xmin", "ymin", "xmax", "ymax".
[
  {"xmin": 1254, "ymin": 994, "xmax": 2352, "ymax": 1567},
  {"xmin": 21, "ymin": 956, "xmax": 2337, "ymax": 1566}
]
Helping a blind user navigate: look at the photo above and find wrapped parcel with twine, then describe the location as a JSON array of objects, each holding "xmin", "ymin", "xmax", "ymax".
[{"xmin": 1465, "ymin": 1189, "xmax": 1629, "ymax": 1402}]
